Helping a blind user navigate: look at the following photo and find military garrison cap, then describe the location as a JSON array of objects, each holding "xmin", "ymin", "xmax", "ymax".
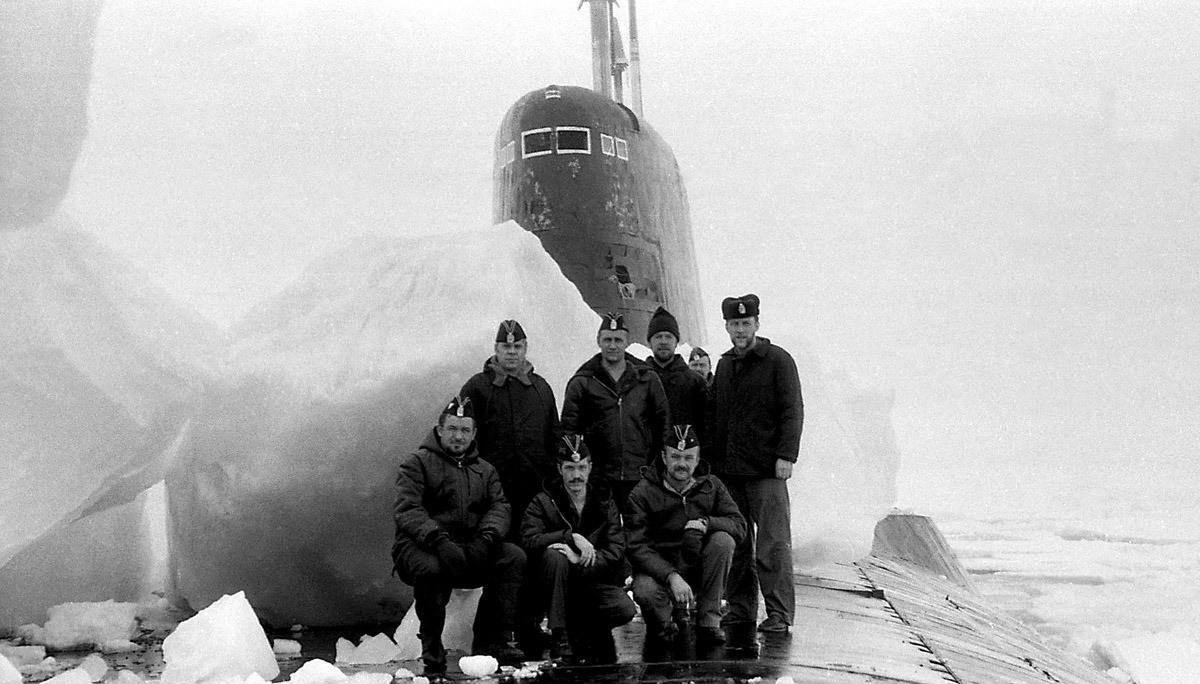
[
  {"xmin": 557, "ymin": 434, "xmax": 592, "ymax": 462},
  {"xmin": 440, "ymin": 395, "xmax": 474, "ymax": 420},
  {"xmin": 721, "ymin": 294, "xmax": 760, "ymax": 320},
  {"xmin": 667, "ymin": 424, "xmax": 700, "ymax": 452},
  {"xmin": 495, "ymin": 319, "xmax": 527, "ymax": 344},
  {"xmin": 599, "ymin": 312, "xmax": 628, "ymax": 333}
]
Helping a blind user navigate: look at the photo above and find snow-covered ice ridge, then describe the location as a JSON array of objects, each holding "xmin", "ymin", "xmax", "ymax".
[{"xmin": 2, "ymin": 219, "xmax": 899, "ymax": 629}]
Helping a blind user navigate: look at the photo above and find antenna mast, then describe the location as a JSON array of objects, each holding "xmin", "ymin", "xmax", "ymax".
[{"xmin": 629, "ymin": 0, "xmax": 643, "ymax": 116}]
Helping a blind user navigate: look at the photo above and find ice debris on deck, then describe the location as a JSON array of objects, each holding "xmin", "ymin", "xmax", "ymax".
[
  {"xmin": 161, "ymin": 591, "xmax": 278, "ymax": 684},
  {"xmin": 16, "ymin": 601, "xmax": 138, "ymax": 652},
  {"xmin": 334, "ymin": 634, "xmax": 400, "ymax": 665},
  {"xmin": 0, "ymin": 654, "xmax": 21, "ymax": 684}
]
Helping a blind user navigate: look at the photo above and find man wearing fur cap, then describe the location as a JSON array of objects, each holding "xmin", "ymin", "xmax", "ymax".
[
  {"xmin": 392, "ymin": 397, "xmax": 526, "ymax": 678},
  {"xmin": 627, "ymin": 425, "xmax": 746, "ymax": 657},
  {"xmin": 708, "ymin": 293, "xmax": 804, "ymax": 638},
  {"xmin": 520, "ymin": 435, "xmax": 636, "ymax": 665}
]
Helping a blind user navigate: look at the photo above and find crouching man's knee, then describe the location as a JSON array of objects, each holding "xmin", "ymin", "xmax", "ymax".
[{"xmin": 704, "ymin": 530, "xmax": 736, "ymax": 562}]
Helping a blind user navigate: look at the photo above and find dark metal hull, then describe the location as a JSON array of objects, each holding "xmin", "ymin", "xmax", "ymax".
[{"xmin": 493, "ymin": 85, "xmax": 704, "ymax": 342}]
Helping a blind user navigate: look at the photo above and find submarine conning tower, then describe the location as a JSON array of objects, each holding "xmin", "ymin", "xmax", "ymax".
[
  {"xmin": 491, "ymin": 85, "xmax": 704, "ymax": 343},
  {"xmin": 491, "ymin": 0, "xmax": 704, "ymax": 343}
]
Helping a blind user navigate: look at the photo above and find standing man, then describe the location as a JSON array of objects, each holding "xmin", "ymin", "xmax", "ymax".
[
  {"xmin": 459, "ymin": 320, "xmax": 561, "ymax": 658},
  {"xmin": 707, "ymin": 293, "xmax": 803, "ymax": 637},
  {"xmin": 520, "ymin": 435, "xmax": 636, "ymax": 664},
  {"xmin": 644, "ymin": 306, "xmax": 708, "ymax": 440},
  {"xmin": 627, "ymin": 425, "xmax": 746, "ymax": 657},
  {"xmin": 561, "ymin": 312, "xmax": 670, "ymax": 511},
  {"xmin": 459, "ymin": 319, "xmax": 560, "ymax": 540},
  {"xmin": 392, "ymin": 397, "xmax": 526, "ymax": 678}
]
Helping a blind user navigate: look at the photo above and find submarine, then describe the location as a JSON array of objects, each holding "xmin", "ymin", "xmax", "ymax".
[{"xmin": 492, "ymin": 0, "xmax": 703, "ymax": 342}]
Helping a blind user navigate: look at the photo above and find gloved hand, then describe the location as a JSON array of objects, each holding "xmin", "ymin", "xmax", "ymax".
[
  {"xmin": 464, "ymin": 533, "xmax": 495, "ymax": 567},
  {"xmin": 434, "ymin": 535, "xmax": 468, "ymax": 577}
]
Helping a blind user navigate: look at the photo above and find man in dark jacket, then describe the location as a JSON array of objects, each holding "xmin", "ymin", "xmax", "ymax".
[
  {"xmin": 392, "ymin": 397, "xmax": 526, "ymax": 678},
  {"xmin": 561, "ymin": 312, "xmax": 671, "ymax": 511},
  {"xmin": 458, "ymin": 319, "xmax": 561, "ymax": 658},
  {"xmin": 627, "ymin": 425, "xmax": 746, "ymax": 655},
  {"xmin": 520, "ymin": 435, "xmax": 636, "ymax": 664},
  {"xmin": 644, "ymin": 306, "xmax": 708, "ymax": 440},
  {"xmin": 706, "ymin": 293, "xmax": 804, "ymax": 637},
  {"xmin": 459, "ymin": 319, "xmax": 560, "ymax": 539}
]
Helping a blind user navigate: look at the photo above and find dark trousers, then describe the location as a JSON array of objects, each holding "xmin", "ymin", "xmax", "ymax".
[
  {"xmin": 534, "ymin": 549, "xmax": 636, "ymax": 631},
  {"xmin": 631, "ymin": 530, "xmax": 735, "ymax": 630},
  {"xmin": 398, "ymin": 541, "xmax": 525, "ymax": 668},
  {"xmin": 722, "ymin": 476, "xmax": 794, "ymax": 624}
]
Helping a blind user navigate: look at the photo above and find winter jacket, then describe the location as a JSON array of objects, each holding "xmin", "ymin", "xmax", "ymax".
[
  {"xmin": 521, "ymin": 479, "xmax": 627, "ymax": 584},
  {"xmin": 393, "ymin": 429, "xmax": 510, "ymax": 550},
  {"xmin": 625, "ymin": 461, "xmax": 746, "ymax": 584},
  {"xmin": 560, "ymin": 353, "xmax": 671, "ymax": 484},
  {"xmin": 459, "ymin": 357, "xmax": 560, "ymax": 503},
  {"xmin": 706, "ymin": 337, "xmax": 804, "ymax": 479},
  {"xmin": 644, "ymin": 353, "xmax": 708, "ymax": 441}
]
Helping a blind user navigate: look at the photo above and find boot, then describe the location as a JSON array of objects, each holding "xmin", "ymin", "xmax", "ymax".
[
  {"xmin": 496, "ymin": 630, "xmax": 526, "ymax": 666},
  {"xmin": 589, "ymin": 627, "xmax": 618, "ymax": 665},
  {"xmin": 419, "ymin": 630, "xmax": 446, "ymax": 676},
  {"xmin": 549, "ymin": 628, "xmax": 573, "ymax": 661}
]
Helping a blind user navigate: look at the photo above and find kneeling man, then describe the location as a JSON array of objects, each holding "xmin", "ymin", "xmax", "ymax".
[
  {"xmin": 521, "ymin": 435, "xmax": 636, "ymax": 664},
  {"xmin": 627, "ymin": 425, "xmax": 746, "ymax": 654},
  {"xmin": 392, "ymin": 397, "xmax": 526, "ymax": 677}
]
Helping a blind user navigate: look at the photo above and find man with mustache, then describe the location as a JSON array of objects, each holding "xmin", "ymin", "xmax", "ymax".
[
  {"xmin": 626, "ymin": 425, "xmax": 746, "ymax": 658},
  {"xmin": 520, "ymin": 435, "xmax": 636, "ymax": 664},
  {"xmin": 707, "ymin": 293, "xmax": 804, "ymax": 641},
  {"xmin": 392, "ymin": 397, "xmax": 526, "ymax": 679}
]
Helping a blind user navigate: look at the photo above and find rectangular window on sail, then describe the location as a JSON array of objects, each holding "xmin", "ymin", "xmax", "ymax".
[
  {"xmin": 522, "ymin": 128, "xmax": 554, "ymax": 158},
  {"xmin": 556, "ymin": 127, "xmax": 591, "ymax": 154},
  {"xmin": 601, "ymin": 134, "xmax": 615, "ymax": 156},
  {"xmin": 615, "ymin": 137, "xmax": 629, "ymax": 160}
]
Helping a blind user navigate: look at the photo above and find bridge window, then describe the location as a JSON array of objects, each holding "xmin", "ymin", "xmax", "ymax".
[
  {"xmin": 522, "ymin": 128, "xmax": 554, "ymax": 158},
  {"xmin": 555, "ymin": 127, "xmax": 591, "ymax": 154},
  {"xmin": 498, "ymin": 141, "xmax": 515, "ymax": 167},
  {"xmin": 615, "ymin": 137, "xmax": 629, "ymax": 160},
  {"xmin": 600, "ymin": 134, "xmax": 615, "ymax": 156}
]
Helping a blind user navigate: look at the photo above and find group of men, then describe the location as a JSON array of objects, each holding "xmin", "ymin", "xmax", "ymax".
[{"xmin": 391, "ymin": 294, "xmax": 804, "ymax": 677}]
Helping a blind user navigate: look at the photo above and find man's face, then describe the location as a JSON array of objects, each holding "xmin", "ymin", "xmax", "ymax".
[
  {"xmin": 725, "ymin": 316, "xmax": 760, "ymax": 350},
  {"xmin": 559, "ymin": 458, "xmax": 592, "ymax": 496},
  {"xmin": 649, "ymin": 332, "xmax": 678, "ymax": 363},
  {"xmin": 436, "ymin": 415, "xmax": 476, "ymax": 455},
  {"xmin": 494, "ymin": 339, "xmax": 528, "ymax": 372},
  {"xmin": 688, "ymin": 354, "xmax": 711, "ymax": 377},
  {"xmin": 597, "ymin": 330, "xmax": 629, "ymax": 363},
  {"xmin": 662, "ymin": 446, "xmax": 699, "ymax": 485}
]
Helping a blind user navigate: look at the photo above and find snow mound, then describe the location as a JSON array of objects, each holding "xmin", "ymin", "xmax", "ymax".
[
  {"xmin": 0, "ymin": 218, "xmax": 221, "ymax": 630},
  {"xmin": 166, "ymin": 223, "xmax": 601, "ymax": 625}
]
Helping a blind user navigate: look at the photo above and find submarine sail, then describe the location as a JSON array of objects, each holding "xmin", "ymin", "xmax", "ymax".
[{"xmin": 492, "ymin": 2, "xmax": 704, "ymax": 342}]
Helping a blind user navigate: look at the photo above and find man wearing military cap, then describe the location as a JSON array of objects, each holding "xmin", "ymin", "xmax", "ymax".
[
  {"xmin": 459, "ymin": 320, "xmax": 562, "ymax": 657},
  {"xmin": 627, "ymin": 425, "xmax": 746, "ymax": 656},
  {"xmin": 520, "ymin": 435, "xmax": 636, "ymax": 664},
  {"xmin": 459, "ymin": 319, "xmax": 560, "ymax": 542},
  {"xmin": 392, "ymin": 397, "xmax": 527, "ymax": 677},
  {"xmin": 645, "ymin": 306, "xmax": 709, "ymax": 442},
  {"xmin": 707, "ymin": 293, "xmax": 804, "ymax": 638},
  {"xmin": 561, "ymin": 312, "xmax": 671, "ymax": 512}
]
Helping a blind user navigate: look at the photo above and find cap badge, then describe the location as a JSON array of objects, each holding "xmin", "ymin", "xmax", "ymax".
[
  {"xmin": 562, "ymin": 434, "xmax": 584, "ymax": 462},
  {"xmin": 502, "ymin": 320, "xmax": 517, "ymax": 344},
  {"xmin": 737, "ymin": 302, "xmax": 746, "ymax": 315},
  {"xmin": 673, "ymin": 424, "xmax": 694, "ymax": 451},
  {"xmin": 610, "ymin": 318, "xmax": 618, "ymax": 330}
]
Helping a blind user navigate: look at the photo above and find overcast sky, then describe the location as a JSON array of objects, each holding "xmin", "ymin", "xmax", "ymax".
[{"xmin": 63, "ymin": 0, "xmax": 1200, "ymax": 514}]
